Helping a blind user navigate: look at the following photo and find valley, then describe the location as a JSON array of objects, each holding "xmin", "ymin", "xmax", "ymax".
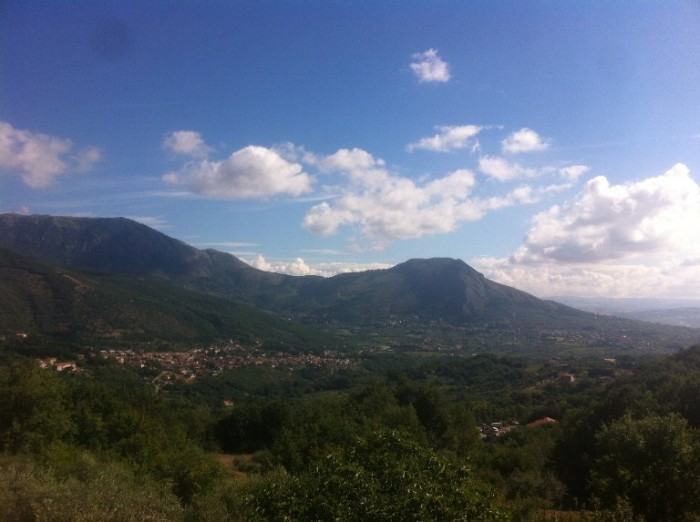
[
  {"xmin": 2, "ymin": 213, "xmax": 700, "ymax": 521},
  {"xmin": 5, "ymin": 3, "xmax": 699, "ymax": 518}
]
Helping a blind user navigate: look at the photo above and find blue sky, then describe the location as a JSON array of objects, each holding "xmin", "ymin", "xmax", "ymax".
[{"xmin": 2, "ymin": 1, "xmax": 700, "ymax": 298}]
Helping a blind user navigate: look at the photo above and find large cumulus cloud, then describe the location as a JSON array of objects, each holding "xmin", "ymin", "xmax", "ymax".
[
  {"xmin": 473, "ymin": 164, "xmax": 700, "ymax": 297},
  {"xmin": 163, "ymin": 144, "xmax": 313, "ymax": 199}
]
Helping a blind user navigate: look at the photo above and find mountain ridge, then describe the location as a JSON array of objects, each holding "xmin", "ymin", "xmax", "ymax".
[
  {"xmin": 0, "ymin": 213, "xmax": 564, "ymax": 322},
  {"xmin": 0, "ymin": 243, "xmax": 340, "ymax": 351},
  {"xmin": 2, "ymin": 213, "xmax": 699, "ymax": 354}
]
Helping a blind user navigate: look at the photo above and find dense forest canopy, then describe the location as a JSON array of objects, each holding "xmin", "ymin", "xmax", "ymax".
[{"xmin": 2, "ymin": 340, "xmax": 700, "ymax": 521}]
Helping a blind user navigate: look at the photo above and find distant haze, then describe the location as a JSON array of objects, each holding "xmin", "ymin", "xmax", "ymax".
[{"xmin": 553, "ymin": 296, "xmax": 700, "ymax": 329}]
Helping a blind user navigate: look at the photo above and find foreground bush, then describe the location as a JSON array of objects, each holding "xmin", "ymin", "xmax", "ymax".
[
  {"xmin": 245, "ymin": 430, "xmax": 510, "ymax": 521},
  {"xmin": 0, "ymin": 454, "xmax": 184, "ymax": 522}
]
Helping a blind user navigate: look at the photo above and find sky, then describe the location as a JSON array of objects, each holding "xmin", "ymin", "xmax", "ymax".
[{"xmin": 2, "ymin": 1, "xmax": 700, "ymax": 299}]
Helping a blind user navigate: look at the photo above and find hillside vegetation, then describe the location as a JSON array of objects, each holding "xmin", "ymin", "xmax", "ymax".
[
  {"xmin": 3, "ymin": 213, "xmax": 700, "ymax": 520},
  {"xmin": 2, "ymin": 344, "xmax": 700, "ymax": 520},
  {"xmin": 0, "ymin": 246, "xmax": 341, "ymax": 352},
  {"xmin": 2, "ymin": 213, "xmax": 699, "ymax": 355}
]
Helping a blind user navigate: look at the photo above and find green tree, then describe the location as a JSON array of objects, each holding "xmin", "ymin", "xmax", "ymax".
[
  {"xmin": 215, "ymin": 399, "xmax": 292, "ymax": 453},
  {"xmin": 247, "ymin": 430, "xmax": 510, "ymax": 521},
  {"xmin": 590, "ymin": 413, "xmax": 700, "ymax": 522},
  {"xmin": 552, "ymin": 382, "xmax": 659, "ymax": 503},
  {"xmin": 396, "ymin": 380, "xmax": 451, "ymax": 443},
  {"xmin": 0, "ymin": 361, "xmax": 74, "ymax": 453}
]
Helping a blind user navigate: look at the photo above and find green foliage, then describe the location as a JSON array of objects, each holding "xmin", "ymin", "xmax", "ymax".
[
  {"xmin": 245, "ymin": 430, "xmax": 510, "ymax": 522},
  {"xmin": 552, "ymin": 345, "xmax": 700, "ymax": 508},
  {"xmin": 213, "ymin": 378, "xmax": 489, "ymax": 474},
  {"xmin": 0, "ymin": 360, "xmax": 223, "ymax": 506},
  {"xmin": 0, "ymin": 453, "xmax": 184, "ymax": 521},
  {"xmin": 479, "ymin": 425, "xmax": 564, "ymax": 504},
  {"xmin": 552, "ymin": 381, "xmax": 660, "ymax": 502},
  {"xmin": 396, "ymin": 380, "xmax": 451, "ymax": 442},
  {"xmin": 0, "ymin": 361, "xmax": 73, "ymax": 453},
  {"xmin": 5, "ymin": 213, "xmax": 699, "ymax": 356},
  {"xmin": 590, "ymin": 413, "xmax": 700, "ymax": 522},
  {"xmin": 7, "ymin": 339, "xmax": 700, "ymax": 521},
  {"xmin": 216, "ymin": 399, "xmax": 292, "ymax": 454},
  {"xmin": 0, "ymin": 245, "xmax": 342, "ymax": 351},
  {"xmin": 214, "ymin": 385, "xmax": 425, "ymax": 473},
  {"xmin": 433, "ymin": 353, "xmax": 528, "ymax": 388}
]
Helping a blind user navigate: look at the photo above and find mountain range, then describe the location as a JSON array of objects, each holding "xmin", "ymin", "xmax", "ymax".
[
  {"xmin": 1, "ymin": 213, "xmax": 699, "ymax": 355},
  {"xmin": 0, "ymin": 243, "xmax": 341, "ymax": 352}
]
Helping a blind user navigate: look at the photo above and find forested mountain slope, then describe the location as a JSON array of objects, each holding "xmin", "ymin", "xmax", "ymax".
[
  {"xmin": 0, "ymin": 245, "xmax": 339, "ymax": 350},
  {"xmin": 2, "ymin": 213, "xmax": 700, "ymax": 353}
]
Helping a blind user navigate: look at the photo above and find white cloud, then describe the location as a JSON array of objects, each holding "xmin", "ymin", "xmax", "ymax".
[
  {"xmin": 478, "ymin": 155, "xmax": 590, "ymax": 183},
  {"xmin": 407, "ymin": 125, "xmax": 482, "ymax": 152},
  {"xmin": 303, "ymin": 152, "xmax": 477, "ymax": 243},
  {"xmin": 559, "ymin": 165, "xmax": 590, "ymax": 181},
  {"xmin": 478, "ymin": 155, "xmax": 534, "ymax": 181},
  {"xmin": 302, "ymin": 148, "xmax": 543, "ymax": 249},
  {"xmin": 159, "ymin": 128, "xmax": 585, "ymax": 252},
  {"xmin": 303, "ymin": 201, "xmax": 354, "ymax": 237},
  {"xmin": 316, "ymin": 147, "xmax": 386, "ymax": 176},
  {"xmin": 247, "ymin": 255, "xmax": 316, "ymax": 276},
  {"xmin": 472, "ymin": 164, "xmax": 700, "ymax": 298},
  {"xmin": 480, "ymin": 185, "xmax": 538, "ymax": 210},
  {"xmin": 410, "ymin": 49, "xmax": 451, "ymax": 83},
  {"xmin": 472, "ymin": 256, "xmax": 700, "ymax": 299},
  {"xmin": 516, "ymin": 163, "xmax": 700, "ymax": 264},
  {"xmin": 0, "ymin": 121, "xmax": 100, "ymax": 188},
  {"xmin": 502, "ymin": 128, "xmax": 551, "ymax": 154},
  {"xmin": 163, "ymin": 145, "xmax": 313, "ymax": 199},
  {"xmin": 244, "ymin": 254, "xmax": 391, "ymax": 277},
  {"xmin": 163, "ymin": 130, "xmax": 211, "ymax": 158}
]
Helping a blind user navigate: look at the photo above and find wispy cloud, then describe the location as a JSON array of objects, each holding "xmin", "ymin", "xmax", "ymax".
[
  {"xmin": 74, "ymin": 147, "xmax": 102, "ymax": 172},
  {"xmin": 478, "ymin": 156, "xmax": 537, "ymax": 181},
  {"xmin": 197, "ymin": 241, "xmax": 261, "ymax": 248},
  {"xmin": 407, "ymin": 125, "xmax": 482, "ymax": 152},
  {"xmin": 125, "ymin": 215, "xmax": 169, "ymax": 229},
  {"xmin": 301, "ymin": 249, "xmax": 344, "ymax": 255},
  {"xmin": 478, "ymin": 155, "xmax": 589, "ymax": 183},
  {"xmin": 0, "ymin": 121, "xmax": 101, "ymax": 188}
]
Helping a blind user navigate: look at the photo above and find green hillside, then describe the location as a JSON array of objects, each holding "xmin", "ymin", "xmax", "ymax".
[
  {"xmin": 2, "ymin": 213, "xmax": 700, "ymax": 355},
  {"xmin": 0, "ymin": 246, "xmax": 342, "ymax": 352}
]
